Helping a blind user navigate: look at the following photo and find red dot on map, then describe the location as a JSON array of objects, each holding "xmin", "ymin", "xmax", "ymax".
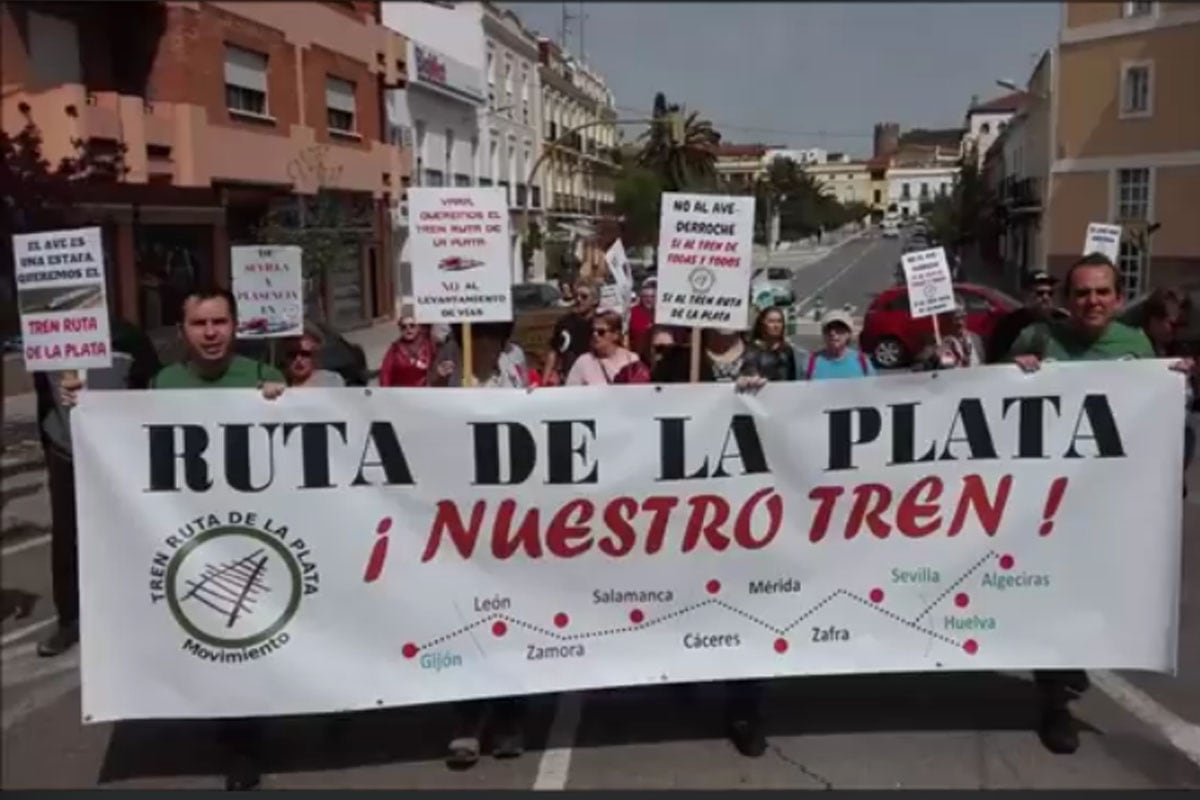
[
  {"xmin": 377, "ymin": 517, "xmax": 393, "ymax": 535},
  {"xmin": 955, "ymin": 593, "xmax": 969, "ymax": 608},
  {"xmin": 402, "ymin": 643, "xmax": 418, "ymax": 659},
  {"xmin": 963, "ymin": 639, "xmax": 979, "ymax": 655},
  {"xmin": 869, "ymin": 588, "xmax": 884, "ymax": 603},
  {"xmin": 999, "ymin": 554, "xmax": 1015, "ymax": 570},
  {"xmin": 773, "ymin": 638, "xmax": 789, "ymax": 654},
  {"xmin": 492, "ymin": 621, "xmax": 507, "ymax": 637},
  {"xmin": 630, "ymin": 609, "xmax": 645, "ymax": 624},
  {"xmin": 554, "ymin": 613, "xmax": 569, "ymax": 629},
  {"xmin": 706, "ymin": 580, "xmax": 721, "ymax": 595}
]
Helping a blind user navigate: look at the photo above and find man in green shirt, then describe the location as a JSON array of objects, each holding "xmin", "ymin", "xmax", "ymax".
[
  {"xmin": 1007, "ymin": 252, "xmax": 1184, "ymax": 756},
  {"xmin": 61, "ymin": 284, "xmax": 284, "ymax": 790}
]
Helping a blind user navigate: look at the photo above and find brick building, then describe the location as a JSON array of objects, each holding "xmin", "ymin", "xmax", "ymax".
[{"xmin": 1, "ymin": 1, "xmax": 408, "ymax": 334}]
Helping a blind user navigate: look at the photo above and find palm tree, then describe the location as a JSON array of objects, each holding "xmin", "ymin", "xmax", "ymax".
[{"xmin": 637, "ymin": 92, "xmax": 720, "ymax": 192}]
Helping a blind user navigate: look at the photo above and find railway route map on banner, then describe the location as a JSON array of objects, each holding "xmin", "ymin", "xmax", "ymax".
[{"xmin": 72, "ymin": 361, "xmax": 1183, "ymax": 721}]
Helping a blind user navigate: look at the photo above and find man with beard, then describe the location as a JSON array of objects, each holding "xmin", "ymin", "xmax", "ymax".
[
  {"xmin": 543, "ymin": 279, "xmax": 598, "ymax": 385},
  {"xmin": 987, "ymin": 270, "xmax": 1065, "ymax": 363}
]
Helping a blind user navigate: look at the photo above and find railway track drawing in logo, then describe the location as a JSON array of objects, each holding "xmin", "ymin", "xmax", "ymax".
[{"xmin": 165, "ymin": 526, "xmax": 303, "ymax": 650}]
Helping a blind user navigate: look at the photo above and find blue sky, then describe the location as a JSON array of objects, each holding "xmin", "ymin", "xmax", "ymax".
[{"xmin": 503, "ymin": 2, "xmax": 1059, "ymax": 157}]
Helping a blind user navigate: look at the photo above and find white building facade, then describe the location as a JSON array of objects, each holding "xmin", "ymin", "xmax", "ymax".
[
  {"xmin": 382, "ymin": 1, "xmax": 486, "ymax": 307},
  {"xmin": 961, "ymin": 92, "xmax": 1026, "ymax": 168},
  {"xmin": 887, "ymin": 165, "xmax": 959, "ymax": 218},
  {"xmin": 764, "ymin": 147, "xmax": 827, "ymax": 166},
  {"xmin": 482, "ymin": 3, "xmax": 544, "ymax": 282},
  {"xmin": 538, "ymin": 37, "xmax": 618, "ymax": 239}
]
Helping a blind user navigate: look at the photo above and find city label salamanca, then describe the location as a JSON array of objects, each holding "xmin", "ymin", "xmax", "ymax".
[{"xmin": 593, "ymin": 588, "xmax": 674, "ymax": 604}]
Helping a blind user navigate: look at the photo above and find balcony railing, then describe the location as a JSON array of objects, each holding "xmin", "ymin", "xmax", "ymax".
[{"xmin": 1000, "ymin": 176, "xmax": 1041, "ymax": 209}]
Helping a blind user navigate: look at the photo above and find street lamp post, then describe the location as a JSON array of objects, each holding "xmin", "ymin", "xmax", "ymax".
[{"xmin": 519, "ymin": 113, "xmax": 682, "ymax": 281}]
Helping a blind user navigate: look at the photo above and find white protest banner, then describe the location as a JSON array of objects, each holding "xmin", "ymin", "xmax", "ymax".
[
  {"xmin": 13, "ymin": 227, "xmax": 112, "ymax": 371},
  {"xmin": 409, "ymin": 187, "xmax": 512, "ymax": 323},
  {"xmin": 73, "ymin": 362, "xmax": 1182, "ymax": 722},
  {"xmin": 599, "ymin": 238, "xmax": 633, "ymax": 330},
  {"xmin": 1084, "ymin": 222, "xmax": 1122, "ymax": 263},
  {"xmin": 655, "ymin": 193, "xmax": 755, "ymax": 330},
  {"xmin": 901, "ymin": 247, "xmax": 956, "ymax": 318},
  {"xmin": 231, "ymin": 246, "xmax": 303, "ymax": 338}
]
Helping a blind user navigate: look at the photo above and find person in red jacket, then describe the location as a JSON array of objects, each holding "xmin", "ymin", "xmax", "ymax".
[
  {"xmin": 629, "ymin": 280, "xmax": 657, "ymax": 362},
  {"xmin": 379, "ymin": 312, "xmax": 437, "ymax": 387}
]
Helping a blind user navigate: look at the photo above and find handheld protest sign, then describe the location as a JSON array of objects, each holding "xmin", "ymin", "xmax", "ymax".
[
  {"xmin": 13, "ymin": 227, "xmax": 112, "ymax": 373},
  {"xmin": 409, "ymin": 187, "xmax": 513, "ymax": 326},
  {"xmin": 655, "ymin": 193, "xmax": 755, "ymax": 332},
  {"xmin": 901, "ymin": 247, "xmax": 956, "ymax": 320},
  {"xmin": 689, "ymin": 329, "xmax": 702, "ymax": 383},
  {"xmin": 901, "ymin": 248, "xmax": 955, "ymax": 349},
  {"xmin": 1083, "ymin": 222, "xmax": 1122, "ymax": 263},
  {"xmin": 231, "ymin": 246, "xmax": 303, "ymax": 340}
]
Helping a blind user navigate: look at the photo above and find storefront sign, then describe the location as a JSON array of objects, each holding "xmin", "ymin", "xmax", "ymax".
[{"xmin": 408, "ymin": 41, "xmax": 485, "ymax": 104}]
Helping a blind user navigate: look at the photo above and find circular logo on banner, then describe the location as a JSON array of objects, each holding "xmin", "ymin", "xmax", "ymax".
[
  {"xmin": 149, "ymin": 513, "xmax": 320, "ymax": 662},
  {"xmin": 688, "ymin": 267, "xmax": 716, "ymax": 295}
]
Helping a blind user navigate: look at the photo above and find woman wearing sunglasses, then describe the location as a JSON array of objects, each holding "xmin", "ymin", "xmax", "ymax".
[
  {"xmin": 564, "ymin": 309, "xmax": 648, "ymax": 385},
  {"xmin": 283, "ymin": 330, "xmax": 345, "ymax": 387},
  {"xmin": 380, "ymin": 311, "xmax": 437, "ymax": 387}
]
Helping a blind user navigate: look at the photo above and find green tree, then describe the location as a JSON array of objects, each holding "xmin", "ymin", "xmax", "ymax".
[
  {"xmin": 636, "ymin": 92, "xmax": 721, "ymax": 192},
  {"xmin": 613, "ymin": 165, "xmax": 664, "ymax": 248},
  {"xmin": 927, "ymin": 146, "xmax": 998, "ymax": 258},
  {"xmin": 253, "ymin": 148, "xmax": 371, "ymax": 322},
  {"xmin": 1, "ymin": 104, "xmax": 128, "ymax": 427}
]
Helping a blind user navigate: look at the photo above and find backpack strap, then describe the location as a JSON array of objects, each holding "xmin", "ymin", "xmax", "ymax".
[
  {"xmin": 806, "ymin": 352, "xmax": 818, "ymax": 380},
  {"xmin": 858, "ymin": 351, "xmax": 869, "ymax": 375}
]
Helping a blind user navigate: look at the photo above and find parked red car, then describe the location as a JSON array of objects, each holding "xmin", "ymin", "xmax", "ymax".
[{"xmin": 860, "ymin": 283, "xmax": 1020, "ymax": 368}]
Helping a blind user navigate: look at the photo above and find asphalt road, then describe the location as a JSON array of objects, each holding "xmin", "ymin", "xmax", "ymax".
[
  {"xmin": 3, "ymin": 238, "xmax": 1200, "ymax": 787},
  {"xmin": 789, "ymin": 232, "xmax": 902, "ymax": 319}
]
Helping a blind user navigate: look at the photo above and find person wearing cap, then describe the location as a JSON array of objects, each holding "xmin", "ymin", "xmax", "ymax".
[
  {"xmin": 803, "ymin": 309, "xmax": 875, "ymax": 380},
  {"xmin": 986, "ymin": 269, "xmax": 1065, "ymax": 364},
  {"xmin": 913, "ymin": 299, "xmax": 985, "ymax": 371}
]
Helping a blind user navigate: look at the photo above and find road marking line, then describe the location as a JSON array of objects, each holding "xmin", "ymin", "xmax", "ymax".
[
  {"xmin": 1, "ymin": 533, "xmax": 51, "ymax": 557},
  {"xmin": 532, "ymin": 691, "xmax": 584, "ymax": 791},
  {"xmin": 1, "ymin": 617, "xmax": 56, "ymax": 648},
  {"xmin": 1091, "ymin": 669, "xmax": 1200, "ymax": 767},
  {"xmin": 794, "ymin": 239, "xmax": 884, "ymax": 315}
]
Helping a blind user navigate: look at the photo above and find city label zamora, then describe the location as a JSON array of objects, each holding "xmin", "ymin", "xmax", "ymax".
[{"xmin": 147, "ymin": 511, "xmax": 320, "ymax": 664}]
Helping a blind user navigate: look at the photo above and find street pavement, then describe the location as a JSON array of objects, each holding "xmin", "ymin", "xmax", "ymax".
[{"xmin": 3, "ymin": 238, "xmax": 1200, "ymax": 788}]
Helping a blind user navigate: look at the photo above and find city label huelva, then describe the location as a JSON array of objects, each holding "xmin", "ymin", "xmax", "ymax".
[{"xmin": 73, "ymin": 362, "xmax": 1182, "ymax": 721}]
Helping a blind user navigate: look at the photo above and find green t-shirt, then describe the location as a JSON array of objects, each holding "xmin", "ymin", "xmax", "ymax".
[
  {"xmin": 150, "ymin": 355, "xmax": 286, "ymax": 389},
  {"xmin": 1006, "ymin": 319, "xmax": 1155, "ymax": 363}
]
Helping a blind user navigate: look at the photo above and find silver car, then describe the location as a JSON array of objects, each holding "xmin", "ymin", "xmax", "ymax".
[{"xmin": 751, "ymin": 266, "xmax": 796, "ymax": 307}]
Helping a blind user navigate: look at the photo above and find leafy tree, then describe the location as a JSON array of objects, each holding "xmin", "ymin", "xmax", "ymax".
[
  {"xmin": 926, "ymin": 146, "xmax": 997, "ymax": 260},
  {"xmin": 637, "ymin": 92, "xmax": 720, "ymax": 192},
  {"xmin": 521, "ymin": 220, "xmax": 543, "ymax": 273},
  {"xmin": 1, "ymin": 106, "xmax": 128, "ymax": 420},
  {"xmin": 613, "ymin": 165, "xmax": 664, "ymax": 248},
  {"xmin": 253, "ymin": 147, "xmax": 371, "ymax": 322}
]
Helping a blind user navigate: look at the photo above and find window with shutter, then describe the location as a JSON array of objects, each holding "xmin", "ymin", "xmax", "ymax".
[{"xmin": 326, "ymin": 76, "xmax": 357, "ymax": 133}]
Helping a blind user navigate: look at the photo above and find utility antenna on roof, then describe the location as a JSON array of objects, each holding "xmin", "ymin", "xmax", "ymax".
[{"xmin": 560, "ymin": 1, "xmax": 576, "ymax": 51}]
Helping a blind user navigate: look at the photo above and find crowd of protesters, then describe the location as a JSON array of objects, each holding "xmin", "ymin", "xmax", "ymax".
[{"xmin": 32, "ymin": 249, "xmax": 1196, "ymax": 788}]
